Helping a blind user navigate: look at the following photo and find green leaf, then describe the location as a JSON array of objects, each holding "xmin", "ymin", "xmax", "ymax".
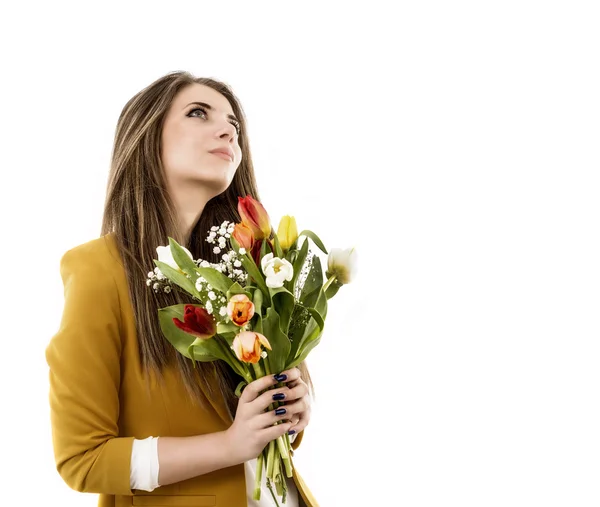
[
  {"xmin": 288, "ymin": 299, "xmax": 326, "ymax": 360},
  {"xmin": 217, "ymin": 321, "xmax": 240, "ymax": 335},
  {"xmin": 253, "ymin": 313, "xmax": 263, "ymax": 334},
  {"xmin": 253, "ymin": 288, "xmax": 264, "ymax": 315},
  {"xmin": 269, "ymin": 286, "xmax": 295, "ymax": 335},
  {"xmin": 289, "ymin": 334, "xmax": 322, "ymax": 369},
  {"xmin": 260, "ymin": 238, "xmax": 270, "ymax": 259},
  {"xmin": 229, "ymin": 235, "xmax": 241, "ymax": 254},
  {"xmin": 299, "ymin": 255, "xmax": 323, "ymax": 306},
  {"xmin": 305, "ymin": 307, "xmax": 325, "ymax": 335},
  {"xmin": 239, "ymin": 252, "xmax": 271, "ymax": 306},
  {"xmin": 154, "ymin": 260, "xmax": 198, "ymax": 296},
  {"xmin": 325, "ymin": 279, "xmax": 343, "ymax": 299},
  {"xmin": 298, "ymin": 229, "xmax": 328, "ymax": 254},
  {"xmin": 252, "ymin": 288, "xmax": 264, "ymax": 333},
  {"xmin": 158, "ymin": 305, "xmax": 218, "ymax": 361},
  {"xmin": 261, "ymin": 307, "xmax": 291, "ymax": 374},
  {"xmin": 294, "ymin": 313, "xmax": 324, "ymax": 361},
  {"xmin": 273, "ymin": 234, "xmax": 284, "ymax": 258},
  {"xmin": 286, "ymin": 247, "xmax": 298, "ymax": 266},
  {"xmin": 169, "ymin": 237, "xmax": 198, "ymax": 278},
  {"xmin": 290, "ymin": 238, "xmax": 309, "ymax": 294},
  {"xmin": 226, "ymin": 281, "xmax": 252, "ymax": 300},
  {"xmin": 315, "ymin": 284, "xmax": 329, "ymax": 320},
  {"xmin": 195, "ymin": 267, "xmax": 234, "ymax": 295}
]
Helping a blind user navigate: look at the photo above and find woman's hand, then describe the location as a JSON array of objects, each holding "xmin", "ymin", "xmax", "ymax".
[
  {"xmin": 224, "ymin": 367, "xmax": 310, "ymax": 463},
  {"xmin": 282, "ymin": 372, "xmax": 312, "ymax": 436}
]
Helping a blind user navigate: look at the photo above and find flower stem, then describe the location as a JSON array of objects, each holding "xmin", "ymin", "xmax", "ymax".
[
  {"xmin": 217, "ymin": 337, "xmax": 252, "ymax": 382},
  {"xmin": 253, "ymin": 451, "xmax": 264, "ymax": 500},
  {"xmin": 266, "ymin": 439, "xmax": 276, "ymax": 478},
  {"xmin": 266, "ymin": 476, "xmax": 281, "ymax": 507},
  {"xmin": 277, "ymin": 434, "xmax": 292, "ymax": 477},
  {"xmin": 322, "ymin": 273, "xmax": 338, "ymax": 293}
]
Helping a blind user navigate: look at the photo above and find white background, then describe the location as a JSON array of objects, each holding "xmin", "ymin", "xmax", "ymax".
[{"xmin": 1, "ymin": 1, "xmax": 599, "ymax": 506}]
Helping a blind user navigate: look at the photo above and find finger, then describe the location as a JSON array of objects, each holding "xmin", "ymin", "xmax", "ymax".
[
  {"xmin": 254, "ymin": 380, "xmax": 308, "ymax": 413},
  {"xmin": 272, "ymin": 367, "xmax": 301, "ymax": 385},
  {"xmin": 256, "ymin": 402, "xmax": 300, "ymax": 429},
  {"xmin": 239, "ymin": 371, "xmax": 286, "ymax": 404},
  {"xmin": 289, "ymin": 402, "xmax": 311, "ymax": 433},
  {"xmin": 260, "ymin": 420, "xmax": 294, "ymax": 443},
  {"xmin": 251, "ymin": 386, "xmax": 293, "ymax": 415}
]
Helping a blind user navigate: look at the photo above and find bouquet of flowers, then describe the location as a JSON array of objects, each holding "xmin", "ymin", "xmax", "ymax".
[{"xmin": 146, "ymin": 195, "xmax": 356, "ymax": 505}]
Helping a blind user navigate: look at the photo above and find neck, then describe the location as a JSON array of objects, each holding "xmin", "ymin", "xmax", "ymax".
[{"xmin": 170, "ymin": 182, "xmax": 213, "ymax": 245}]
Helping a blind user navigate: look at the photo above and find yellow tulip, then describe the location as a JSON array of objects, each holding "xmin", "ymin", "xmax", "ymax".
[{"xmin": 276, "ymin": 215, "xmax": 298, "ymax": 252}]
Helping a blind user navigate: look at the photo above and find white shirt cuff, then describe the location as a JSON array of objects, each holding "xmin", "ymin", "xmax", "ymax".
[{"xmin": 130, "ymin": 436, "xmax": 160, "ymax": 492}]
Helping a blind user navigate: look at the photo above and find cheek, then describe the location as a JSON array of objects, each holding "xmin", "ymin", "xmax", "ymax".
[{"xmin": 162, "ymin": 128, "xmax": 204, "ymax": 171}]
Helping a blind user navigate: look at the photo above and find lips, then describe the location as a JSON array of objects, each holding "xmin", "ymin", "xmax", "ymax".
[{"xmin": 209, "ymin": 147, "xmax": 234, "ymax": 161}]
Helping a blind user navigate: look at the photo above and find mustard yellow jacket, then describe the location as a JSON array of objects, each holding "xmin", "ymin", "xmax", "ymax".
[{"xmin": 45, "ymin": 233, "xmax": 319, "ymax": 507}]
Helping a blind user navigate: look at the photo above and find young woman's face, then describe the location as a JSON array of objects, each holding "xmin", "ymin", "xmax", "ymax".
[{"xmin": 161, "ymin": 83, "xmax": 242, "ymax": 195}]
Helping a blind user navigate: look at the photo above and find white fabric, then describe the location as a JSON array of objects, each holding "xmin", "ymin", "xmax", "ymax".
[
  {"xmin": 130, "ymin": 436, "xmax": 160, "ymax": 492},
  {"xmin": 130, "ymin": 435, "xmax": 300, "ymax": 506}
]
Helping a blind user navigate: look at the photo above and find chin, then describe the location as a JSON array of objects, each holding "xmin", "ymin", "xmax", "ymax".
[{"xmin": 191, "ymin": 174, "xmax": 235, "ymax": 194}]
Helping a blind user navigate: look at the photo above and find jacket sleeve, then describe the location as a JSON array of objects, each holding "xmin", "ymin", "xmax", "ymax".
[
  {"xmin": 45, "ymin": 246, "xmax": 135, "ymax": 495},
  {"xmin": 291, "ymin": 429, "xmax": 304, "ymax": 451}
]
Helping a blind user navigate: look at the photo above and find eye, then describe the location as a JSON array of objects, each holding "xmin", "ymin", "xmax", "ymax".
[{"xmin": 188, "ymin": 107, "xmax": 241, "ymax": 135}]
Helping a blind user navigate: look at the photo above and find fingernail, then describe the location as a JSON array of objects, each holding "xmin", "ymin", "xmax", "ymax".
[
  {"xmin": 274, "ymin": 374, "xmax": 287, "ymax": 382},
  {"xmin": 288, "ymin": 430, "xmax": 296, "ymax": 435},
  {"xmin": 272, "ymin": 393, "xmax": 286, "ymax": 401},
  {"xmin": 275, "ymin": 408, "xmax": 286, "ymax": 415}
]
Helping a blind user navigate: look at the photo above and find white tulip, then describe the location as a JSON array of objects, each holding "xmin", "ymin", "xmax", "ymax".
[
  {"xmin": 326, "ymin": 247, "xmax": 357, "ymax": 284},
  {"xmin": 156, "ymin": 244, "xmax": 193, "ymax": 273},
  {"xmin": 261, "ymin": 252, "xmax": 294, "ymax": 289}
]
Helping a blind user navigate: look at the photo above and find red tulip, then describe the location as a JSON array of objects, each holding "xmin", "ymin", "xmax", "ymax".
[
  {"xmin": 238, "ymin": 195, "xmax": 272, "ymax": 240},
  {"xmin": 232, "ymin": 222, "xmax": 255, "ymax": 251},
  {"xmin": 172, "ymin": 304, "xmax": 216, "ymax": 340}
]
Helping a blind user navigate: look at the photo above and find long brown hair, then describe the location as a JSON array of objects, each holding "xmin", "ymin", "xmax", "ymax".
[{"xmin": 100, "ymin": 71, "xmax": 313, "ymax": 419}]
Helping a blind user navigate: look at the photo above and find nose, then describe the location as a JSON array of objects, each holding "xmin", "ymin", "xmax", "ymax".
[{"xmin": 216, "ymin": 120, "xmax": 237, "ymax": 140}]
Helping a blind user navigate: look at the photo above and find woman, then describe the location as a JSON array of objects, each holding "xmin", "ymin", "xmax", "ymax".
[{"xmin": 45, "ymin": 71, "xmax": 318, "ymax": 507}]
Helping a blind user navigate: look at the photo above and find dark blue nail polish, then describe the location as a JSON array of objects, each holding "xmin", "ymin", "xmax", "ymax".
[
  {"xmin": 272, "ymin": 393, "xmax": 286, "ymax": 401},
  {"xmin": 288, "ymin": 430, "xmax": 296, "ymax": 435},
  {"xmin": 275, "ymin": 408, "xmax": 286, "ymax": 415},
  {"xmin": 274, "ymin": 374, "xmax": 287, "ymax": 382}
]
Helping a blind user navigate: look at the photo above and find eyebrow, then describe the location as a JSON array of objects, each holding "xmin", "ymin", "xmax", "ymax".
[{"xmin": 184, "ymin": 102, "xmax": 239, "ymax": 123}]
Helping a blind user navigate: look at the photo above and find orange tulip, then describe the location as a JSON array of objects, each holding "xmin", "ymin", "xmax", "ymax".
[
  {"xmin": 238, "ymin": 195, "xmax": 272, "ymax": 240},
  {"xmin": 232, "ymin": 222, "xmax": 255, "ymax": 250},
  {"xmin": 232, "ymin": 331, "xmax": 272, "ymax": 364},
  {"xmin": 227, "ymin": 294, "xmax": 255, "ymax": 327}
]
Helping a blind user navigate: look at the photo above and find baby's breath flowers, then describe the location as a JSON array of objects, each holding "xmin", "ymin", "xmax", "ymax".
[
  {"xmin": 146, "ymin": 267, "xmax": 173, "ymax": 294},
  {"xmin": 203, "ymin": 220, "xmax": 248, "ymax": 285}
]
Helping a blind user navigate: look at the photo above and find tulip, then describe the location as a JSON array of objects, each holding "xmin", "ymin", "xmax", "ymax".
[
  {"xmin": 238, "ymin": 195, "xmax": 271, "ymax": 240},
  {"xmin": 276, "ymin": 215, "xmax": 298, "ymax": 252},
  {"xmin": 232, "ymin": 222, "xmax": 255, "ymax": 251},
  {"xmin": 227, "ymin": 294, "xmax": 255, "ymax": 327},
  {"xmin": 261, "ymin": 253, "xmax": 294, "ymax": 288},
  {"xmin": 326, "ymin": 247, "xmax": 357, "ymax": 285},
  {"xmin": 232, "ymin": 331, "xmax": 272, "ymax": 364},
  {"xmin": 157, "ymin": 244, "xmax": 193, "ymax": 274},
  {"xmin": 172, "ymin": 304, "xmax": 217, "ymax": 340}
]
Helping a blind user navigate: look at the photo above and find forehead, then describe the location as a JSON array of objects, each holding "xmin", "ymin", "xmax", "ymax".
[{"xmin": 171, "ymin": 83, "xmax": 234, "ymax": 116}]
